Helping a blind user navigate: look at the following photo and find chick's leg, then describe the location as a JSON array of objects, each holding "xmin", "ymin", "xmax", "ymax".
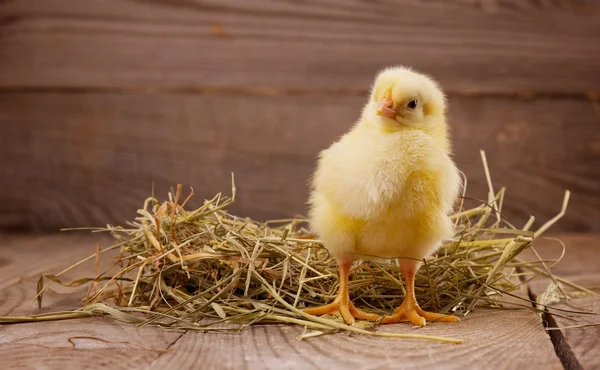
[
  {"xmin": 381, "ymin": 260, "xmax": 458, "ymax": 326},
  {"xmin": 303, "ymin": 262, "xmax": 379, "ymax": 325}
]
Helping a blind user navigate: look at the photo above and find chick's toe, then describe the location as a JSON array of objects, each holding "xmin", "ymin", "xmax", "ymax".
[{"xmin": 303, "ymin": 298, "xmax": 379, "ymax": 325}]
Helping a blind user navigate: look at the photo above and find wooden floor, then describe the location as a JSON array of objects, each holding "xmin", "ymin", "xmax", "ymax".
[{"xmin": 1, "ymin": 233, "xmax": 598, "ymax": 369}]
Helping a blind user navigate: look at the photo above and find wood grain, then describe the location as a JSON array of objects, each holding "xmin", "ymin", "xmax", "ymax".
[
  {"xmin": 149, "ymin": 309, "xmax": 563, "ymax": 370},
  {"xmin": 1, "ymin": 92, "xmax": 599, "ymax": 232},
  {"xmin": 0, "ymin": 233, "xmax": 182, "ymax": 370},
  {"xmin": 0, "ymin": 234, "xmax": 565, "ymax": 370},
  {"xmin": 0, "ymin": 0, "xmax": 599, "ymax": 94}
]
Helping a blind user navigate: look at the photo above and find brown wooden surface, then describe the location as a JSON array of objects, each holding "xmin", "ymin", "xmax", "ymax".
[
  {"xmin": 527, "ymin": 235, "xmax": 600, "ymax": 370},
  {"xmin": 0, "ymin": 234, "xmax": 181, "ymax": 370},
  {"xmin": 1, "ymin": 0, "xmax": 600, "ymax": 233},
  {"xmin": 539, "ymin": 287, "xmax": 600, "ymax": 370},
  {"xmin": 1, "ymin": 0, "xmax": 600, "ymax": 94},
  {"xmin": 1, "ymin": 93, "xmax": 599, "ymax": 232},
  {"xmin": 148, "ymin": 311, "xmax": 560, "ymax": 370},
  {"xmin": 0, "ymin": 233, "xmax": 566, "ymax": 370}
]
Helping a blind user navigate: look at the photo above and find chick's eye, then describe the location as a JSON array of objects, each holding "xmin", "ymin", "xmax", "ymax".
[{"xmin": 407, "ymin": 99, "xmax": 418, "ymax": 110}]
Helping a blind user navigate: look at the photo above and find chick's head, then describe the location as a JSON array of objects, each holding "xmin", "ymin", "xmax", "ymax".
[{"xmin": 362, "ymin": 66, "xmax": 449, "ymax": 149}]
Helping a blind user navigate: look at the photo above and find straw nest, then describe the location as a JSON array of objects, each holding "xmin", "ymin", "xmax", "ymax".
[{"xmin": 11, "ymin": 152, "xmax": 589, "ymax": 343}]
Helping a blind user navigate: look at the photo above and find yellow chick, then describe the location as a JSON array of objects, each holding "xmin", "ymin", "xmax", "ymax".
[{"xmin": 304, "ymin": 66, "xmax": 461, "ymax": 326}]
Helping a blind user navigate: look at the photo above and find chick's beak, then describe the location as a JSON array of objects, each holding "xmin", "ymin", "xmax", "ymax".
[{"xmin": 376, "ymin": 93, "xmax": 397, "ymax": 119}]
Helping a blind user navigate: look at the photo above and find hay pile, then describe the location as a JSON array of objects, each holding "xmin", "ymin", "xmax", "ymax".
[{"xmin": 8, "ymin": 153, "xmax": 588, "ymax": 343}]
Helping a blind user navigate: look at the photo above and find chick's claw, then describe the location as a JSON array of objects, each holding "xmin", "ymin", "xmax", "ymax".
[
  {"xmin": 303, "ymin": 262, "xmax": 380, "ymax": 325},
  {"xmin": 349, "ymin": 302, "xmax": 381, "ymax": 322},
  {"xmin": 303, "ymin": 298, "xmax": 380, "ymax": 325},
  {"xmin": 382, "ymin": 302, "xmax": 458, "ymax": 326}
]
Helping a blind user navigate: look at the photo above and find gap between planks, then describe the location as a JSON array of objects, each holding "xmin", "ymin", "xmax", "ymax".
[
  {"xmin": 0, "ymin": 85, "xmax": 598, "ymax": 100},
  {"xmin": 524, "ymin": 235, "xmax": 600, "ymax": 370}
]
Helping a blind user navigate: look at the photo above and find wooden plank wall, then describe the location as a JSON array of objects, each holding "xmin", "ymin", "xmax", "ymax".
[{"xmin": 1, "ymin": 0, "xmax": 599, "ymax": 232}]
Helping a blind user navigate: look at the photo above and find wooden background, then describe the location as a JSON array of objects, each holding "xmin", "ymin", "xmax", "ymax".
[{"xmin": 1, "ymin": 0, "xmax": 600, "ymax": 232}]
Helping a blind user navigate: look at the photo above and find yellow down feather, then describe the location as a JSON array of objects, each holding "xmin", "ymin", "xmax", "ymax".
[{"xmin": 308, "ymin": 66, "xmax": 461, "ymax": 264}]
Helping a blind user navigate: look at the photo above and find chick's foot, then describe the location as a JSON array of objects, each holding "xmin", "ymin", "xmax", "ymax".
[
  {"xmin": 303, "ymin": 297, "xmax": 380, "ymax": 325},
  {"xmin": 381, "ymin": 299, "xmax": 458, "ymax": 326},
  {"xmin": 302, "ymin": 262, "xmax": 379, "ymax": 325},
  {"xmin": 382, "ymin": 260, "xmax": 459, "ymax": 326}
]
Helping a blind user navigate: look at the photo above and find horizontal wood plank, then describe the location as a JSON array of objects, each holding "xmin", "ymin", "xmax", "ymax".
[
  {"xmin": 1, "ymin": 92, "xmax": 599, "ymax": 232},
  {"xmin": 0, "ymin": 0, "xmax": 599, "ymax": 94}
]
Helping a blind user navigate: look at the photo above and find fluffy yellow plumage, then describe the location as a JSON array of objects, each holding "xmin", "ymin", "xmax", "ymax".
[{"xmin": 304, "ymin": 66, "xmax": 461, "ymax": 326}]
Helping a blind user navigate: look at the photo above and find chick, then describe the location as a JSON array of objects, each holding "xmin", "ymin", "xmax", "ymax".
[{"xmin": 303, "ymin": 66, "xmax": 461, "ymax": 326}]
